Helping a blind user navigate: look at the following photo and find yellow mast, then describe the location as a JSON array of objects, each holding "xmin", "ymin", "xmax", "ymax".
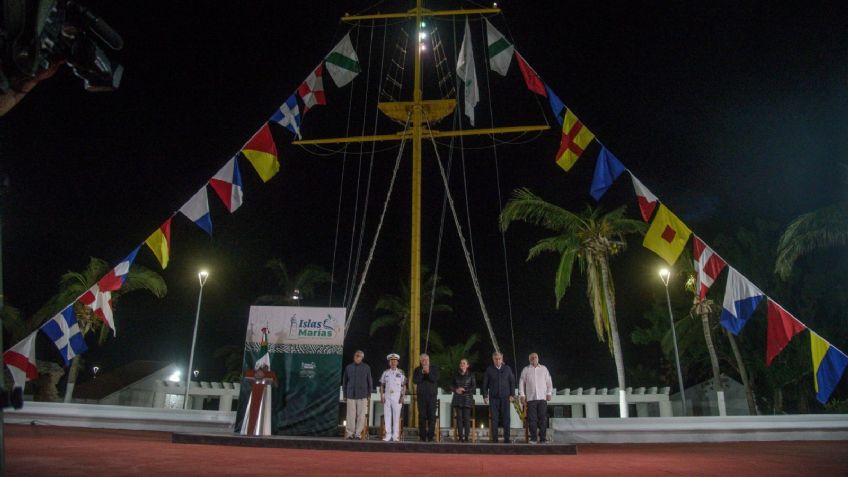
[
  {"xmin": 410, "ymin": 1, "xmax": 424, "ymax": 411},
  {"xmin": 294, "ymin": 1, "xmax": 549, "ymax": 425}
]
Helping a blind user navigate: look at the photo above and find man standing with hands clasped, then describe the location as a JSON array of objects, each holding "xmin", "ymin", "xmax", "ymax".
[
  {"xmin": 412, "ymin": 353, "xmax": 440, "ymax": 442},
  {"xmin": 342, "ymin": 350, "xmax": 372, "ymax": 440},
  {"xmin": 519, "ymin": 352, "xmax": 553, "ymax": 443},
  {"xmin": 482, "ymin": 351, "xmax": 516, "ymax": 443}
]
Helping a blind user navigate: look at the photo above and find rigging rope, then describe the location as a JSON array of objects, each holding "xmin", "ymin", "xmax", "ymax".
[
  {"xmin": 423, "ymin": 114, "xmax": 501, "ymax": 354},
  {"xmin": 480, "ymin": 17, "xmax": 518, "ymax": 371},
  {"xmin": 328, "ymin": 26, "xmax": 361, "ymax": 307},
  {"xmin": 423, "ymin": 105, "xmax": 459, "ymax": 354},
  {"xmin": 341, "ymin": 27, "xmax": 369, "ymax": 308},
  {"xmin": 345, "ymin": 20, "xmax": 379, "ymax": 306},
  {"xmin": 344, "ymin": 112, "xmax": 413, "ymax": 335}
]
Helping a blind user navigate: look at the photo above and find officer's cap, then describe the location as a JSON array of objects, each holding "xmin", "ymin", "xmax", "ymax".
[{"xmin": 386, "ymin": 353, "xmax": 400, "ymax": 361}]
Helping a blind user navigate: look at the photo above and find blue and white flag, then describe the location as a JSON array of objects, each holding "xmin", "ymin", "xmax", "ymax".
[
  {"xmin": 179, "ymin": 186, "xmax": 213, "ymax": 235},
  {"xmin": 719, "ymin": 267, "xmax": 765, "ymax": 335},
  {"xmin": 40, "ymin": 306, "xmax": 87, "ymax": 366},
  {"xmin": 270, "ymin": 94, "xmax": 302, "ymax": 139}
]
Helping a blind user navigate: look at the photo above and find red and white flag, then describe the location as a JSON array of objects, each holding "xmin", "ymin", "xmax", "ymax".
[
  {"xmin": 693, "ymin": 235, "xmax": 727, "ymax": 301},
  {"xmin": 3, "ymin": 331, "xmax": 39, "ymax": 388},
  {"xmin": 297, "ymin": 64, "xmax": 326, "ymax": 113},
  {"xmin": 630, "ymin": 173, "xmax": 658, "ymax": 222},
  {"xmin": 79, "ymin": 283, "xmax": 115, "ymax": 333}
]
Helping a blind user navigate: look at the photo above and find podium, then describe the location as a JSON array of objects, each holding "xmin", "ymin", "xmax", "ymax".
[{"xmin": 239, "ymin": 367, "xmax": 278, "ymax": 436}]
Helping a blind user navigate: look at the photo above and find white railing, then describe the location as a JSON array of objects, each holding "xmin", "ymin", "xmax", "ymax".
[{"xmin": 148, "ymin": 381, "xmax": 672, "ymax": 423}]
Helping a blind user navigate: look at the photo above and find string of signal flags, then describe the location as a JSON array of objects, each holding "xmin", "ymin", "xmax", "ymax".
[
  {"xmin": 5, "ymin": 21, "xmax": 846, "ymax": 404},
  {"xmin": 485, "ymin": 21, "xmax": 847, "ymax": 405}
]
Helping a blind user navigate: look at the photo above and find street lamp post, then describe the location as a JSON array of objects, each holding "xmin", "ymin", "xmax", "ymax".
[
  {"xmin": 659, "ymin": 268, "xmax": 687, "ymax": 416},
  {"xmin": 184, "ymin": 270, "xmax": 209, "ymax": 409}
]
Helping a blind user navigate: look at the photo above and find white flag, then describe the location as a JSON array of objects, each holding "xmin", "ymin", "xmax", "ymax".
[
  {"xmin": 456, "ymin": 20, "xmax": 479, "ymax": 126},
  {"xmin": 325, "ymin": 33, "xmax": 361, "ymax": 88},
  {"xmin": 485, "ymin": 19, "xmax": 514, "ymax": 76}
]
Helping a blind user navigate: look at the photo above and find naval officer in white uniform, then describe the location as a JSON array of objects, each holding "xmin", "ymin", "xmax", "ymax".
[{"xmin": 379, "ymin": 353, "xmax": 406, "ymax": 442}]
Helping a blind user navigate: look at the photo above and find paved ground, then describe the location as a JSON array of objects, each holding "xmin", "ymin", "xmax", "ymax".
[{"xmin": 5, "ymin": 424, "xmax": 848, "ymax": 476}]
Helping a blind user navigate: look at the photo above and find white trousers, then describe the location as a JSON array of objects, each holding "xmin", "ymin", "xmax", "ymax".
[{"xmin": 383, "ymin": 396, "xmax": 403, "ymax": 440}]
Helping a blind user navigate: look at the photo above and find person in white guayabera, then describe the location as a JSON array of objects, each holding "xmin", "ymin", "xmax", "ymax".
[
  {"xmin": 342, "ymin": 350, "xmax": 372, "ymax": 439},
  {"xmin": 518, "ymin": 352, "xmax": 553, "ymax": 443},
  {"xmin": 379, "ymin": 353, "xmax": 406, "ymax": 442}
]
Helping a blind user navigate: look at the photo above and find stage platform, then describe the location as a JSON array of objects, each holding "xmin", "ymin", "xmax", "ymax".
[{"xmin": 172, "ymin": 432, "xmax": 578, "ymax": 455}]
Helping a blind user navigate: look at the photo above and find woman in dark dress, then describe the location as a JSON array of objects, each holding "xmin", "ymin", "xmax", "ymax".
[{"xmin": 451, "ymin": 358, "xmax": 476, "ymax": 442}]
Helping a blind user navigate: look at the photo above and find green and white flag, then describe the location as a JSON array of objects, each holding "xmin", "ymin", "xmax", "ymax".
[
  {"xmin": 325, "ymin": 33, "xmax": 361, "ymax": 88},
  {"xmin": 456, "ymin": 19, "xmax": 479, "ymax": 126},
  {"xmin": 485, "ymin": 19, "xmax": 513, "ymax": 76}
]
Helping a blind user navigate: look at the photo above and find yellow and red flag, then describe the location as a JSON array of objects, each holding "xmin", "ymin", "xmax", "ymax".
[
  {"xmin": 555, "ymin": 109, "xmax": 594, "ymax": 171},
  {"xmin": 144, "ymin": 217, "xmax": 172, "ymax": 269},
  {"xmin": 241, "ymin": 123, "xmax": 280, "ymax": 183},
  {"xmin": 643, "ymin": 204, "xmax": 692, "ymax": 265}
]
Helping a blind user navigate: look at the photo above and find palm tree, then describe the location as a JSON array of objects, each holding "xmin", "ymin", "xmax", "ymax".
[
  {"xmin": 499, "ymin": 188, "xmax": 646, "ymax": 402},
  {"xmin": 1, "ymin": 303, "xmax": 28, "ymax": 344},
  {"xmin": 214, "ymin": 344, "xmax": 244, "ymax": 383},
  {"xmin": 254, "ymin": 259, "xmax": 332, "ymax": 305},
  {"xmin": 34, "ymin": 257, "xmax": 167, "ymax": 342},
  {"xmin": 775, "ymin": 204, "xmax": 848, "ymax": 279},
  {"xmin": 683, "ymin": 266, "xmax": 725, "ymax": 398},
  {"xmin": 369, "ymin": 266, "xmax": 450, "ymax": 356},
  {"xmin": 775, "ymin": 163, "xmax": 848, "ymax": 279},
  {"xmin": 429, "ymin": 333, "xmax": 480, "ymax": 389},
  {"xmin": 33, "ymin": 257, "xmax": 167, "ymax": 401}
]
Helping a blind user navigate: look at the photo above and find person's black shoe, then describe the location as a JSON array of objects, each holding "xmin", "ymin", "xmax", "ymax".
[{"xmin": 503, "ymin": 440, "xmax": 512, "ymax": 444}]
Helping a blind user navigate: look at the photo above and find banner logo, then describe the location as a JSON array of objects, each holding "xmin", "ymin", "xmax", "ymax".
[{"xmin": 289, "ymin": 313, "xmax": 341, "ymax": 339}]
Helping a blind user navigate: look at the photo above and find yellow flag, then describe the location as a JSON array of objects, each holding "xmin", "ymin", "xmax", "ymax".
[
  {"xmin": 555, "ymin": 109, "xmax": 595, "ymax": 172},
  {"xmin": 810, "ymin": 331, "xmax": 829, "ymax": 393},
  {"xmin": 144, "ymin": 218, "xmax": 172, "ymax": 269},
  {"xmin": 643, "ymin": 204, "xmax": 692, "ymax": 265}
]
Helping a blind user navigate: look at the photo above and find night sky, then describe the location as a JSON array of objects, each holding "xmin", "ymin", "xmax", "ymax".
[{"xmin": 2, "ymin": 1, "xmax": 846, "ymax": 388}]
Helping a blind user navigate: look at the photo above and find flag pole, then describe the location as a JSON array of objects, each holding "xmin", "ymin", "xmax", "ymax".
[
  {"xmin": 0, "ymin": 170, "xmax": 8, "ymax": 477},
  {"xmin": 184, "ymin": 270, "xmax": 209, "ymax": 409}
]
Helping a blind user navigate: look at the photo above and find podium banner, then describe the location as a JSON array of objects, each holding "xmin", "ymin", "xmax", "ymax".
[{"xmin": 234, "ymin": 306, "xmax": 345, "ymax": 436}]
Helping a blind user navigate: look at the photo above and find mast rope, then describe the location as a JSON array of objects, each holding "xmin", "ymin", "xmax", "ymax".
[
  {"xmin": 453, "ymin": 15, "xmax": 478, "ymax": 275},
  {"xmin": 345, "ymin": 20, "xmax": 380, "ymax": 306},
  {"xmin": 480, "ymin": 17, "xmax": 518, "ymax": 371},
  {"xmin": 344, "ymin": 112, "xmax": 413, "ymax": 335},
  {"xmin": 340, "ymin": 27, "xmax": 370, "ymax": 308},
  {"xmin": 328, "ymin": 26, "xmax": 361, "ymax": 307},
  {"xmin": 423, "ymin": 104, "xmax": 459, "ymax": 354},
  {"xmin": 423, "ymin": 114, "xmax": 501, "ymax": 354}
]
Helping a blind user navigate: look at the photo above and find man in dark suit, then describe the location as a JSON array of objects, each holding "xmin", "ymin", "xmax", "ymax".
[{"xmin": 482, "ymin": 351, "xmax": 516, "ymax": 443}]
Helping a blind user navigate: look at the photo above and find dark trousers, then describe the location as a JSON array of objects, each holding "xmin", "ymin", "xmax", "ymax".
[
  {"xmin": 417, "ymin": 394, "xmax": 437, "ymax": 441},
  {"xmin": 526, "ymin": 400, "xmax": 548, "ymax": 442},
  {"xmin": 489, "ymin": 397, "xmax": 511, "ymax": 442},
  {"xmin": 454, "ymin": 406, "xmax": 471, "ymax": 441}
]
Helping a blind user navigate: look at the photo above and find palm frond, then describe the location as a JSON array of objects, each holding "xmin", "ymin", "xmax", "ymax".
[
  {"xmin": 117, "ymin": 264, "xmax": 167, "ymax": 299},
  {"xmin": 775, "ymin": 204, "xmax": 848, "ymax": 279},
  {"xmin": 554, "ymin": 247, "xmax": 578, "ymax": 308},
  {"xmin": 369, "ymin": 314, "xmax": 401, "ymax": 336},
  {"xmin": 500, "ymin": 188, "xmax": 586, "ymax": 233}
]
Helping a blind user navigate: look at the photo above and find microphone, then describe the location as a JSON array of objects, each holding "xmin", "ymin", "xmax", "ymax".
[{"xmin": 69, "ymin": 2, "xmax": 124, "ymax": 50}]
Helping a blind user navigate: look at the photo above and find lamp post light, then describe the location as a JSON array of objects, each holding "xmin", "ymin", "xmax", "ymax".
[
  {"xmin": 659, "ymin": 268, "xmax": 687, "ymax": 416},
  {"xmin": 184, "ymin": 270, "xmax": 209, "ymax": 409},
  {"xmin": 291, "ymin": 288, "xmax": 301, "ymax": 304}
]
